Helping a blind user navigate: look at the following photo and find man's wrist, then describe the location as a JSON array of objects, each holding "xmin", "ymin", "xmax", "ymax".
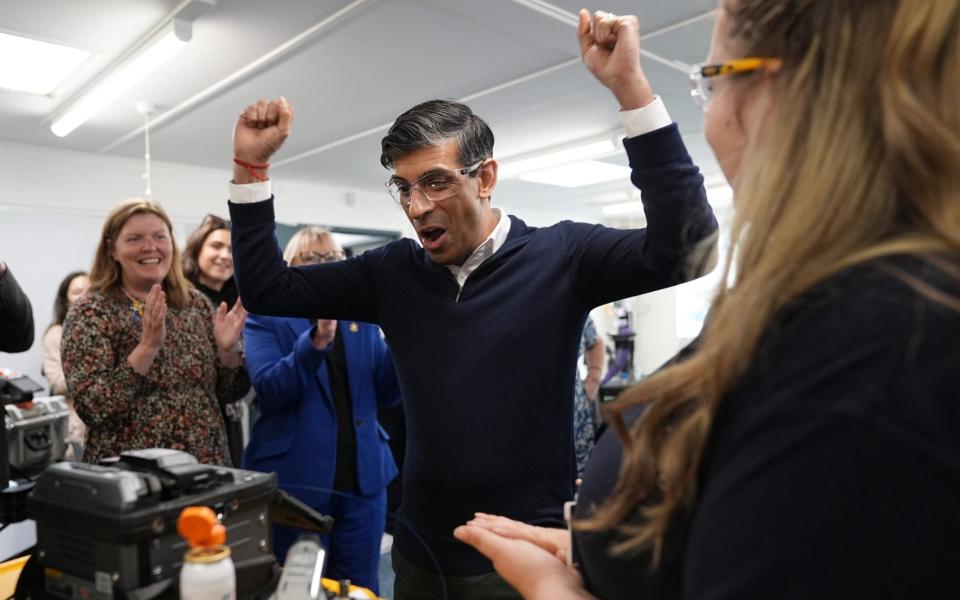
[
  {"xmin": 233, "ymin": 166, "xmax": 257, "ymax": 185},
  {"xmin": 611, "ymin": 77, "xmax": 655, "ymax": 111},
  {"xmin": 232, "ymin": 165, "xmax": 269, "ymax": 185}
]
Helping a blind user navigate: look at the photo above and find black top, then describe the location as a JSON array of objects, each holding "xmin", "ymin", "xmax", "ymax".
[
  {"xmin": 326, "ymin": 329, "xmax": 358, "ymax": 492},
  {"xmin": 0, "ymin": 266, "xmax": 34, "ymax": 353},
  {"xmin": 574, "ymin": 255, "xmax": 960, "ymax": 599},
  {"xmin": 229, "ymin": 123, "xmax": 718, "ymax": 575},
  {"xmin": 190, "ymin": 277, "xmax": 239, "ymax": 310}
]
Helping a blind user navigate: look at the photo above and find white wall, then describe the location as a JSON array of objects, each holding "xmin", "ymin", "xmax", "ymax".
[{"xmin": 1, "ymin": 139, "xmax": 410, "ymax": 230}]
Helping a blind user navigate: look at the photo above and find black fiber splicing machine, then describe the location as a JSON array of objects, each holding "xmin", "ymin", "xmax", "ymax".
[{"xmin": 16, "ymin": 448, "xmax": 334, "ymax": 600}]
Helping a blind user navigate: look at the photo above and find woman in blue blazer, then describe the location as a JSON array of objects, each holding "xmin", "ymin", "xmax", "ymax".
[{"xmin": 242, "ymin": 228, "xmax": 401, "ymax": 593}]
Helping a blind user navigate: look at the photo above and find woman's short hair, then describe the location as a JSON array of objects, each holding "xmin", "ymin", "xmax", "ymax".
[
  {"xmin": 283, "ymin": 226, "xmax": 340, "ymax": 266},
  {"xmin": 88, "ymin": 199, "xmax": 192, "ymax": 308}
]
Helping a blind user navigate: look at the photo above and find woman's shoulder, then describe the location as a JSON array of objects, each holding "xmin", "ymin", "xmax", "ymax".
[
  {"xmin": 778, "ymin": 253, "xmax": 960, "ymax": 343},
  {"xmin": 830, "ymin": 253, "xmax": 958, "ymax": 306},
  {"xmin": 60, "ymin": 291, "xmax": 129, "ymax": 350},
  {"xmin": 65, "ymin": 289, "xmax": 120, "ymax": 321},
  {"xmin": 42, "ymin": 323, "xmax": 63, "ymax": 342},
  {"xmin": 739, "ymin": 253, "xmax": 960, "ymax": 419}
]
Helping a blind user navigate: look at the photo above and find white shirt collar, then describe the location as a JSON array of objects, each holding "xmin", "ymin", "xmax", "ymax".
[{"xmin": 446, "ymin": 208, "xmax": 511, "ymax": 287}]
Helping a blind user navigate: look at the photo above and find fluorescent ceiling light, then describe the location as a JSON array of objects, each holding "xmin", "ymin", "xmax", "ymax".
[
  {"xmin": 50, "ymin": 21, "xmax": 191, "ymax": 138},
  {"xmin": 517, "ymin": 160, "xmax": 631, "ymax": 187},
  {"xmin": 499, "ymin": 139, "xmax": 617, "ymax": 179},
  {"xmin": 602, "ymin": 200, "xmax": 645, "ymax": 216},
  {"xmin": 0, "ymin": 33, "xmax": 90, "ymax": 95}
]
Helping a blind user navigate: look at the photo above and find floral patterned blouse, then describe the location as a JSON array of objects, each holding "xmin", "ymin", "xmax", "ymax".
[{"xmin": 62, "ymin": 288, "xmax": 249, "ymax": 465}]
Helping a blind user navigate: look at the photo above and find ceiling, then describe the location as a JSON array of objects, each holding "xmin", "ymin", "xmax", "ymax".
[{"xmin": 0, "ymin": 0, "xmax": 722, "ymax": 217}]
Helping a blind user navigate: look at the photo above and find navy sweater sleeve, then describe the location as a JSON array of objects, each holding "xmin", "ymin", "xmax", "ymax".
[
  {"xmin": 568, "ymin": 124, "xmax": 718, "ymax": 308},
  {"xmin": 0, "ymin": 266, "xmax": 34, "ymax": 352},
  {"xmin": 228, "ymin": 198, "xmax": 381, "ymax": 323},
  {"xmin": 372, "ymin": 334, "xmax": 401, "ymax": 408}
]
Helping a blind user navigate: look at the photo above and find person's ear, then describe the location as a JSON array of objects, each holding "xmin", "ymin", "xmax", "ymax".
[
  {"xmin": 764, "ymin": 58, "xmax": 783, "ymax": 76},
  {"xmin": 477, "ymin": 159, "xmax": 498, "ymax": 200}
]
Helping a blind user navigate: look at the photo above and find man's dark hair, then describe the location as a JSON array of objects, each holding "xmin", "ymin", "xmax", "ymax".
[{"xmin": 380, "ymin": 99, "xmax": 494, "ymax": 170}]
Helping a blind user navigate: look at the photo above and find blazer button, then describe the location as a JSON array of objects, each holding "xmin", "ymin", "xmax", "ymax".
[{"xmin": 355, "ymin": 418, "xmax": 364, "ymax": 426}]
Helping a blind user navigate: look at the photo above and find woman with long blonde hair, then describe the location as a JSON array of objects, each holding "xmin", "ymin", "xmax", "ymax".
[
  {"xmin": 456, "ymin": 2, "xmax": 960, "ymax": 598},
  {"xmin": 62, "ymin": 199, "xmax": 250, "ymax": 464}
]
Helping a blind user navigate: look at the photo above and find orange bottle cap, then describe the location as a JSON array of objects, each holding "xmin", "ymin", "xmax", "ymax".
[{"xmin": 177, "ymin": 506, "xmax": 226, "ymax": 548}]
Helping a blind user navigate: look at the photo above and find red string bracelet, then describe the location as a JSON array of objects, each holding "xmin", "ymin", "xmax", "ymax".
[{"xmin": 233, "ymin": 158, "xmax": 270, "ymax": 182}]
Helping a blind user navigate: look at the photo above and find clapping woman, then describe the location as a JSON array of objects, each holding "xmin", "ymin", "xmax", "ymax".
[{"xmin": 62, "ymin": 199, "xmax": 249, "ymax": 464}]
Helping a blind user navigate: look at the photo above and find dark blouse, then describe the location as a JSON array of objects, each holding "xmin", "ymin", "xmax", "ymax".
[
  {"xmin": 190, "ymin": 276, "xmax": 239, "ymax": 310},
  {"xmin": 574, "ymin": 255, "xmax": 960, "ymax": 599},
  {"xmin": 62, "ymin": 288, "xmax": 249, "ymax": 465}
]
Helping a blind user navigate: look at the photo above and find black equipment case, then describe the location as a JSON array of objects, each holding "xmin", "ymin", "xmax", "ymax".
[{"xmin": 24, "ymin": 448, "xmax": 279, "ymax": 600}]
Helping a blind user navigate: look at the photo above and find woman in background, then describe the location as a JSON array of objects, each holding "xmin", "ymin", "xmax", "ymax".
[
  {"xmin": 182, "ymin": 214, "xmax": 238, "ymax": 308},
  {"xmin": 183, "ymin": 214, "xmax": 246, "ymax": 465},
  {"xmin": 242, "ymin": 227, "xmax": 401, "ymax": 594},
  {"xmin": 456, "ymin": 3, "xmax": 960, "ymax": 598},
  {"xmin": 41, "ymin": 270, "xmax": 89, "ymax": 457},
  {"xmin": 63, "ymin": 199, "xmax": 249, "ymax": 465}
]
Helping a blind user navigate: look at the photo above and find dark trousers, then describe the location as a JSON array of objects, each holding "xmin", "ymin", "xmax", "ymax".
[{"xmin": 392, "ymin": 545, "xmax": 522, "ymax": 600}]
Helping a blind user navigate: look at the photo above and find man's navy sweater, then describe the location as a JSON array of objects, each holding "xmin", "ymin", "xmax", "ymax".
[{"xmin": 229, "ymin": 123, "xmax": 717, "ymax": 576}]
